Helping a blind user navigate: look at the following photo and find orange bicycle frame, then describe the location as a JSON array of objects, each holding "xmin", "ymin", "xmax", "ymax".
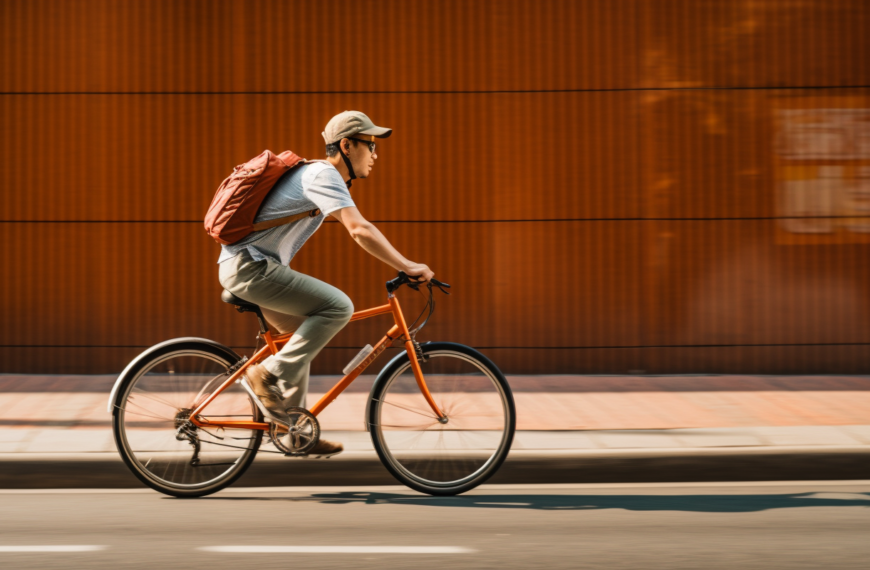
[{"xmin": 188, "ymin": 293, "xmax": 444, "ymax": 431}]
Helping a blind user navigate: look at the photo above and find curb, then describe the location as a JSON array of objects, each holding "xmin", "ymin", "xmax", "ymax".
[{"xmin": 2, "ymin": 447, "xmax": 868, "ymax": 490}]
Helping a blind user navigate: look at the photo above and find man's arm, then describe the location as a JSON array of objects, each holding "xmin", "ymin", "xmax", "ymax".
[{"xmin": 330, "ymin": 207, "xmax": 434, "ymax": 280}]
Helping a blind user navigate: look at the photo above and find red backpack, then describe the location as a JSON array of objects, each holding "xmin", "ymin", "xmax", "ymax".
[{"xmin": 204, "ymin": 150, "xmax": 320, "ymax": 245}]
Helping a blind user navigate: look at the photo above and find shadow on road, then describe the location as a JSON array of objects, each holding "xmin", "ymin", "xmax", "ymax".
[{"xmin": 205, "ymin": 491, "xmax": 870, "ymax": 513}]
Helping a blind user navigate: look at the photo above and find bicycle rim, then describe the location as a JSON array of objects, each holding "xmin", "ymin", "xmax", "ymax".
[
  {"xmin": 114, "ymin": 349, "xmax": 262, "ymax": 495},
  {"xmin": 372, "ymin": 349, "xmax": 513, "ymax": 493}
]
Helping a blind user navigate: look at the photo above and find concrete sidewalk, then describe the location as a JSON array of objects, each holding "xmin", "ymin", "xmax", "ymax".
[{"xmin": 1, "ymin": 374, "xmax": 868, "ymax": 488}]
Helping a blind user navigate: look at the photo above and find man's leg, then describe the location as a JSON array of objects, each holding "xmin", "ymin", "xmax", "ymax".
[
  {"xmin": 243, "ymin": 265, "xmax": 353, "ymax": 395},
  {"xmin": 258, "ymin": 308, "xmax": 308, "ymax": 408},
  {"xmin": 219, "ymin": 251, "xmax": 353, "ymax": 413}
]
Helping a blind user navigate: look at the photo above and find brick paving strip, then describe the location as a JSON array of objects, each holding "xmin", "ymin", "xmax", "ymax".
[{"xmin": 1, "ymin": 374, "xmax": 869, "ymax": 431}]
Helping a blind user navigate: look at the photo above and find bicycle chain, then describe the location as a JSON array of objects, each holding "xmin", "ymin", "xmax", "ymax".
[{"xmin": 225, "ymin": 355, "xmax": 249, "ymax": 376}]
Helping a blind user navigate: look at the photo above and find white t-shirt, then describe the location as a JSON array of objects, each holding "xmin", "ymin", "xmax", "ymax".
[{"xmin": 217, "ymin": 161, "xmax": 354, "ymax": 266}]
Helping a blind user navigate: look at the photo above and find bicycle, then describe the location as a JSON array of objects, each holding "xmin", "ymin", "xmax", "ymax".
[{"xmin": 108, "ymin": 272, "xmax": 516, "ymax": 498}]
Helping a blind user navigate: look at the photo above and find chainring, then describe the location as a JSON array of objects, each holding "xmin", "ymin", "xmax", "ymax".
[{"xmin": 269, "ymin": 407, "xmax": 320, "ymax": 456}]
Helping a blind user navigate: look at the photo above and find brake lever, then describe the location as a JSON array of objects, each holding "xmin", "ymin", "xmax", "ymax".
[
  {"xmin": 428, "ymin": 279, "xmax": 451, "ymax": 295},
  {"xmin": 395, "ymin": 271, "xmax": 450, "ymax": 294}
]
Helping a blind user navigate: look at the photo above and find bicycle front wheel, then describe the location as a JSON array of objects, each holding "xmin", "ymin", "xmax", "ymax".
[
  {"xmin": 368, "ymin": 342, "xmax": 516, "ymax": 495},
  {"xmin": 111, "ymin": 340, "xmax": 263, "ymax": 497}
]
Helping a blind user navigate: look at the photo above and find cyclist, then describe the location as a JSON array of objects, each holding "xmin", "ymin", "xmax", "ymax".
[{"xmin": 217, "ymin": 111, "xmax": 435, "ymax": 456}]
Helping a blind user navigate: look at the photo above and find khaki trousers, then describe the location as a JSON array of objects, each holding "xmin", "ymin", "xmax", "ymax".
[{"xmin": 218, "ymin": 250, "xmax": 354, "ymax": 408}]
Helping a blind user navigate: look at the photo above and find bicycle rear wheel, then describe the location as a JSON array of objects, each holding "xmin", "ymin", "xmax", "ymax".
[
  {"xmin": 368, "ymin": 342, "xmax": 516, "ymax": 495},
  {"xmin": 111, "ymin": 340, "xmax": 263, "ymax": 497}
]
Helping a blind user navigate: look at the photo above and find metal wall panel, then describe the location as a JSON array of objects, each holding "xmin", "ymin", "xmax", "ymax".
[
  {"xmin": 0, "ymin": 220, "xmax": 647, "ymax": 347},
  {"xmin": 4, "ymin": 1, "xmax": 866, "ymax": 93},
  {"xmin": 2, "ymin": 0, "xmax": 869, "ymax": 374},
  {"xmin": 646, "ymin": 220, "xmax": 870, "ymax": 346},
  {"xmin": 644, "ymin": 89, "xmax": 773, "ymax": 219},
  {"xmin": 0, "ymin": 92, "xmax": 645, "ymax": 222},
  {"xmin": 640, "ymin": 0, "xmax": 870, "ymax": 88},
  {"xmin": 0, "ymin": 0, "xmax": 646, "ymax": 93},
  {"xmin": 644, "ymin": 89, "xmax": 870, "ymax": 219}
]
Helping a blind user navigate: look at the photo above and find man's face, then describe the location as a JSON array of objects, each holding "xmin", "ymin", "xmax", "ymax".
[{"xmin": 344, "ymin": 137, "xmax": 378, "ymax": 178}]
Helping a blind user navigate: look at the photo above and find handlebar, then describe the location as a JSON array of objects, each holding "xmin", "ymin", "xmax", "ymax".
[
  {"xmin": 386, "ymin": 272, "xmax": 450, "ymax": 337},
  {"xmin": 386, "ymin": 272, "xmax": 451, "ymax": 295}
]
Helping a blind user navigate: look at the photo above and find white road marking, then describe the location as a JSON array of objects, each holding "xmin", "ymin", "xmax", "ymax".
[
  {"xmin": 199, "ymin": 546, "xmax": 476, "ymax": 554},
  {"xmin": 803, "ymin": 492, "xmax": 870, "ymax": 501},
  {"xmin": 0, "ymin": 546, "xmax": 106, "ymax": 552}
]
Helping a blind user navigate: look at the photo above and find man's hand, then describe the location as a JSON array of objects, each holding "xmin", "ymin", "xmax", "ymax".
[{"xmin": 403, "ymin": 263, "xmax": 435, "ymax": 283}]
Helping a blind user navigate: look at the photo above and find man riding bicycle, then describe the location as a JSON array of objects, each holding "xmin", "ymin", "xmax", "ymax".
[{"xmin": 217, "ymin": 111, "xmax": 435, "ymax": 456}]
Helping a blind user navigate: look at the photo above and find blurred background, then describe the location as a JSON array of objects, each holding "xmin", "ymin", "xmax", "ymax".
[
  {"xmin": 1, "ymin": 0, "xmax": 869, "ymax": 377},
  {"xmin": 2, "ymin": 6, "xmax": 869, "ymax": 567}
]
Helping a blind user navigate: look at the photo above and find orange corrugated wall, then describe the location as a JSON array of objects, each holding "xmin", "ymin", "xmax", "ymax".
[{"xmin": 2, "ymin": 0, "xmax": 869, "ymax": 374}]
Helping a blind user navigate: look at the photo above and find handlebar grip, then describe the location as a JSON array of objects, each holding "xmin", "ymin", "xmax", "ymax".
[{"xmin": 386, "ymin": 271, "xmax": 451, "ymax": 293}]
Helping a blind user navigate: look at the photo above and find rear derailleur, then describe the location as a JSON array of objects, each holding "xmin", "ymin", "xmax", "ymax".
[{"xmin": 174, "ymin": 408, "xmax": 201, "ymax": 466}]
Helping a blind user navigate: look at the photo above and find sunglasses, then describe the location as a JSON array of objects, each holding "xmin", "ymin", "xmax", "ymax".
[{"xmin": 348, "ymin": 137, "xmax": 377, "ymax": 154}]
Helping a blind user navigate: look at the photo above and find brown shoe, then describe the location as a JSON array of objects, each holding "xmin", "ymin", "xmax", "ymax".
[
  {"xmin": 307, "ymin": 438, "xmax": 344, "ymax": 458},
  {"xmin": 241, "ymin": 363, "xmax": 290, "ymax": 426}
]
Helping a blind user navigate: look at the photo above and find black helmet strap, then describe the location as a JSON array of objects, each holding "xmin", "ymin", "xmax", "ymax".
[{"xmin": 339, "ymin": 139, "xmax": 356, "ymax": 189}]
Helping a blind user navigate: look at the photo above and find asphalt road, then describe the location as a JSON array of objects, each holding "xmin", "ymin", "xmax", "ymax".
[{"xmin": 1, "ymin": 482, "xmax": 869, "ymax": 569}]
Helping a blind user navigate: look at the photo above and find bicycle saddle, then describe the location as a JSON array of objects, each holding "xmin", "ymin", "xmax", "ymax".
[{"xmin": 220, "ymin": 289, "xmax": 260, "ymax": 312}]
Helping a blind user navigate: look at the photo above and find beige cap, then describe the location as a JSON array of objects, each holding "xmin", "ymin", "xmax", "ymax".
[{"xmin": 322, "ymin": 111, "xmax": 392, "ymax": 144}]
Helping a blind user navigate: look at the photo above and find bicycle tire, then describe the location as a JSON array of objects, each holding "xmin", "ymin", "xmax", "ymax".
[
  {"xmin": 367, "ymin": 342, "xmax": 516, "ymax": 496},
  {"xmin": 111, "ymin": 339, "xmax": 263, "ymax": 498}
]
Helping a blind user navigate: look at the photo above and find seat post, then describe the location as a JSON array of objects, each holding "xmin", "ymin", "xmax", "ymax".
[
  {"xmin": 253, "ymin": 308, "xmax": 269, "ymax": 335},
  {"xmin": 221, "ymin": 289, "xmax": 270, "ymax": 335}
]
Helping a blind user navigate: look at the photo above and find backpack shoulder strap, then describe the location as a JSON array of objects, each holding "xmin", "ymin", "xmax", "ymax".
[{"xmin": 249, "ymin": 158, "xmax": 323, "ymax": 232}]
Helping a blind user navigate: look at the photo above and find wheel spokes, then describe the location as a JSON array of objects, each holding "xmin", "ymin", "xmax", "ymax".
[
  {"xmin": 375, "ymin": 351, "xmax": 512, "ymax": 488},
  {"xmin": 118, "ymin": 350, "xmax": 261, "ymax": 490}
]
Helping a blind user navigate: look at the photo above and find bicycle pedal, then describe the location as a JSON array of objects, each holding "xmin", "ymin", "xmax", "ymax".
[{"xmin": 240, "ymin": 379, "xmax": 290, "ymax": 427}]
